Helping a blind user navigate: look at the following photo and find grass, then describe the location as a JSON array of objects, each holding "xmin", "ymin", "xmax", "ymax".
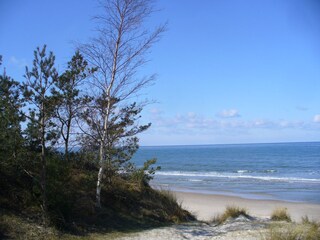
[
  {"xmin": 270, "ymin": 207, "xmax": 291, "ymax": 222},
  {"xmin": 0, "ymin": 172, "xmax": 192, "ymax": 238},
  {"xmin": 0, "ymin": 210, "xmax": 129, "ymax": 240},
  {"xmin": 0, "ymin": 178, "xmax": 194, "ymax": 239},
  {"xmin": 301, "ymin": 215, "xmax": 319, "ymax": 228},
  {"xmin": 0, "ymin": 210, "xmax": 59, "ymax": 240},
  {"xmin": 211, "ymin": 205, "xmax": 249, "ymax": 224},
  {"xmin": 262, "ymin": 221, "xmax": 320, "ymax": 240}
]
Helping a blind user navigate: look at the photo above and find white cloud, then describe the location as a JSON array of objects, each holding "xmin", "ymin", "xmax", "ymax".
[
  {"xmin": 9, "ymin": 56, "xmax": 27, "ymax": 68},
  {"xmin": 217, "ymin": 109, "xmax": 240, "ymax": 118},
  {"xmin": 313, "ymin": 114, "xmax": 320, "ymax": 123},
  {"xmin": 296, "ymin": 106, "xmax": 308, "ymax": 111},
  {"xmin": 142, "ymin": 112, "xmax": 320, "ymax": 145},
  {"xmin": 149, "ymin": 108, "xmax": 162, "ymax": 115},
  {"xmin": 147, "ymin": 111, "xmax": 319, "ymax": 134}
]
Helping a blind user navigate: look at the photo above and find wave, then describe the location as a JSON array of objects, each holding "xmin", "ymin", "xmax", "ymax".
[
  {"xmin": 155, "ymin": 171, "xmax": 320, "ymax": 183},
  {"xmin": 263, "ymin": 169, "xmax": 277, "ymax": 173},
  {"xmin": 234, "ymin": 169, "xmax": 277, "ymax": 173},
  {"xmin": 235, "ymin": 170, "xmax": 252, "ymax": 173}
]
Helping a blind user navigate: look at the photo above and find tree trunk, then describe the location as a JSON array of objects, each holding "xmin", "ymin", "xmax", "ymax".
[
  {"xmin": 65, "ymin": 140, "xmax": 69, "ymax": 161},
  {"xmin": 96, "ymin": 165, "xmax": 104, "ymax": 208},
  {"xmin": 95, "ymin": 110, "xmax": 109, "ymax": 207},
  {"xmin": 95, "ymin": 19, "xmax": 121, "ymax": 208},
  {"xmin": 41, "ymin": 103, "xmax": 47, "ymax": 225},
  {"xmin": 65, "ymin": 118, "xmax": 71, "ymax": 161}
]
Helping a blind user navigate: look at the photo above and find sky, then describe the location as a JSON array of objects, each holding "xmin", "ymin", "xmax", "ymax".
[{"xmin": 0, "ymin": 0, "xmax": 320, "ymax": 146}]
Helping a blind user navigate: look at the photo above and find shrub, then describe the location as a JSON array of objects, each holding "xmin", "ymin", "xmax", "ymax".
[
  {"xmin": 270, "ymin": 208, "xmax": 291, "ymax": 222},
  {"xmin": 212, "ymin": 205, "xmax": 249, "ymax": 224},
  {"xmin": 130, "ymin": 158, "xmax": 160, "ymax": 186}
]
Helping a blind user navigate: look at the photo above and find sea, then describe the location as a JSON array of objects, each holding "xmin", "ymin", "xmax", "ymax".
[{"xmin": 131, "ymin": 142, "xmax": 320, "ymax": 204}]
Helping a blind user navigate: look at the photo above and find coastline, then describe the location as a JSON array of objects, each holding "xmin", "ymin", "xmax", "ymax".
[{"xmin": 173, "ymin": 190, "xmax": 320, "ymax": 222}]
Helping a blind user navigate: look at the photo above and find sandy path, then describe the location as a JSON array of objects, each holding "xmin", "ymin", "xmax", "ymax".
[
  {"xmin": 118, "ymin": 221, "xmax": 266, "ymax": 240},
  {"xmin": 118, "ymin": 191, "xmax": 320, "ymax": 239}
]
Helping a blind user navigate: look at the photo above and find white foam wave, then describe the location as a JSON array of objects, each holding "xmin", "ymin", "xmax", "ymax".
[
  {"xmin": 188, "ymin": 179, "xmax": 202, "ymax": 182},
  {"xmin": 236, "ymin": 170, "xmax": 252, "ymax": 173},
  {"xmin": 263, "ymin": 169, "xmax": 277, "ymax": 173},
  {"xmin": 155, "ymin": 171, "xmax": 320, "ymax": 183}
]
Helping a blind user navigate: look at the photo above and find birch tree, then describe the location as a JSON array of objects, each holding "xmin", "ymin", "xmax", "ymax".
[
  {"xmin": 80, "ymin": 0, "xmax": 165, "ymax": 208},
  {"xmin": 22, "ymin": 45, "xmax": 59, "ymax": 223}
]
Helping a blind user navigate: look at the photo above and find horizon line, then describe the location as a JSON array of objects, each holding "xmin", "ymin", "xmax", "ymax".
[{"xmin": 140, "ymin": 140, "xmax": 320, "ymax": 148}]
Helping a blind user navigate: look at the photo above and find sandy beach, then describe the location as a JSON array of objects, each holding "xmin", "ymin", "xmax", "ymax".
[
  {"xmin": 117, "ymin": 190, "xmax": 320, "ymax": 239},
  {"xmin": 174, "ymin": 191, "xmax": 320, "ymax": 222}
]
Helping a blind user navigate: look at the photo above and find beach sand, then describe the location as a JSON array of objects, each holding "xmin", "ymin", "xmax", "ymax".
[
  {"xmin": 174, "ymin": 191, "xmax": 320, "ymax": 222},
  {"xmin": 119, "ymin": 191, "xmax": 320, "ymax": 239}
]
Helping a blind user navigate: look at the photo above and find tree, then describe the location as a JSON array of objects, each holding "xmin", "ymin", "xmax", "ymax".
[
  {"xmin": 53, "ymin": 51, "xmax": 94, "ymax": 161},
  {"xmin": 81, "ymin": 99, "xmax": 151, "ymax": 183},
  {"xmin": 22, "ymin": 45, "xmax": 59, "ymax": 223},
  {"xmin": 0, "ymin": 56, "xmax": 24, "ymax": 168},
  {"xmin": 80, "ymin": 0, "xmax": 165, "ymax": 207}
]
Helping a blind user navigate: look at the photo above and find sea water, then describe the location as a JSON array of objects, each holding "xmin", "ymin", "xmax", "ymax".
[{"xmin": 131, "ymin": 142, "xmax": 320, "ymax": 203}]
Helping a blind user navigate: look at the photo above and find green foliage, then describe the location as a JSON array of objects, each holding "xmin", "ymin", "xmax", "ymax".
[
  {"xmin": 0, "ymin": 43, "xmax": 192, "ymax": 238},
  {"xmin": 130, "ymin": 158, "xmax": 161, "ymax": 186},
  {"xmin": 0, "ymin": 61, "xmax": 25, "ymax": 168},
  {"xmin": 52, "ymin": 51, "xmax": 95, "ymax": 161},
  {"xmin": 22, "ymin": 45, "xmax": 60, "ymax": 147},
  {"xmin": 81, "ymin": 97, "xmax": 152, "ymax": 185}
]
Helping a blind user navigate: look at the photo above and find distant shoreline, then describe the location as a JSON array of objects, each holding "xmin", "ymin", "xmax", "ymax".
[{"xmin": 151, "ymin": 183, "xmax": 320, "ymax": 205}]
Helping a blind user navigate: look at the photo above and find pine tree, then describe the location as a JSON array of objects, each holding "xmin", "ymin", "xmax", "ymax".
[
  {"xmin": 22, "ymin": 45, "xmax": 59, "ymax": 224},
  {"xmin": 52, "ymin": 51, "xmax": 94, "ymax": 161},
  {"xmin": 0, "ymin": 56, "xmax": 24, "ymax": 169}
]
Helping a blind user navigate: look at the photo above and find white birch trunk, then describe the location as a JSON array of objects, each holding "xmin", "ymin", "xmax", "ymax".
[{"xmin": 96, "ymin": 165, "xmax": 104, "ymax": 208}]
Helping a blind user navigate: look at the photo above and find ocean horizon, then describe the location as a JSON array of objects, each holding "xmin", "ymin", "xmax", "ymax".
[{"xmin": 132, "ymin": 141, "xmax": 320, "ymax": 204}]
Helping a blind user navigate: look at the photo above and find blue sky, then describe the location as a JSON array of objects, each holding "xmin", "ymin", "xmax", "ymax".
[{"xmin": 1, "ymin": 0, "xmax": 319, "ymax": 145}]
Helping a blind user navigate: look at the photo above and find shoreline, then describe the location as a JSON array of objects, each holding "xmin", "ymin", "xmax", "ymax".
[
  {"xmin": 173, "ymin": 190, "xmax": 320, "ymax": 222},
  {"xmin": 160, "ymin": 186, "xmax": 315, "ymax": 203}
]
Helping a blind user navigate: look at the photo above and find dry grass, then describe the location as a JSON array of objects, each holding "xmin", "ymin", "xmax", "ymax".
[
  {"xmin": 157, "ymin": 189, "xmax": 178, "ymax": 204},
  {"xmin": 301, "ymin": 215, "xmax": 319, "ymax": 228},
  {"xmin": 0, "ymin": 212, "xmax": 58, "ymax": 240},
  {"xmin": 0, "ymin": 210, "xmax": 129, "ymax": 240},
  {"xmin": 270, "ymin": 207, "xmax": 291, "ymax": 222},
  {"xmin": 154, "ymin": 189, "xmax": 195, "ymax": 223},
  {"xmin": 262, "ymin": 221, "xmax": 320, "ymax": 240},
  {"xmin": 211, "ymin": 205, "xmax": 249, "ymax": 224}
]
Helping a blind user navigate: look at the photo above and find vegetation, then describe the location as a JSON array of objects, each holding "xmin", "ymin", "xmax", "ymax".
[
  {"xmin": 0, "ymin": 154, "xmax": 193, "ymax": 236},
  {"xmin": 79, "ymin": 0, "xmax": 165, "ymax": 208},
  {"xmin": 0, "ymin": 0, "xmax": 193, "ymax": 238},
  {"xmin": 262, "ymin": 221, "xmax": 320, "ymax": 240},
  {"xmin": 270, "ymin": 208, "xmax": 291, "ymax": 222},
  {"xmin": 211, "ymin": 205, "xmax": 249, "ymax": 224}
]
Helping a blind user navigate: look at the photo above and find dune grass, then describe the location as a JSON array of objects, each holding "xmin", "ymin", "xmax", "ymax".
[
  {"xmin": 262, "ymin": 221, "xmax": 320, "ymax": 240},
  {"xmin": 270, "ymin": 207, "xmax": 291, "ymax": 222},
  {"xmin": 0, "ymin": 174, "xmax": 194, "ymax": 239},
  {"xmin": 211, "ymin": 205, "xmax": 249, "ymax": 224}
]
